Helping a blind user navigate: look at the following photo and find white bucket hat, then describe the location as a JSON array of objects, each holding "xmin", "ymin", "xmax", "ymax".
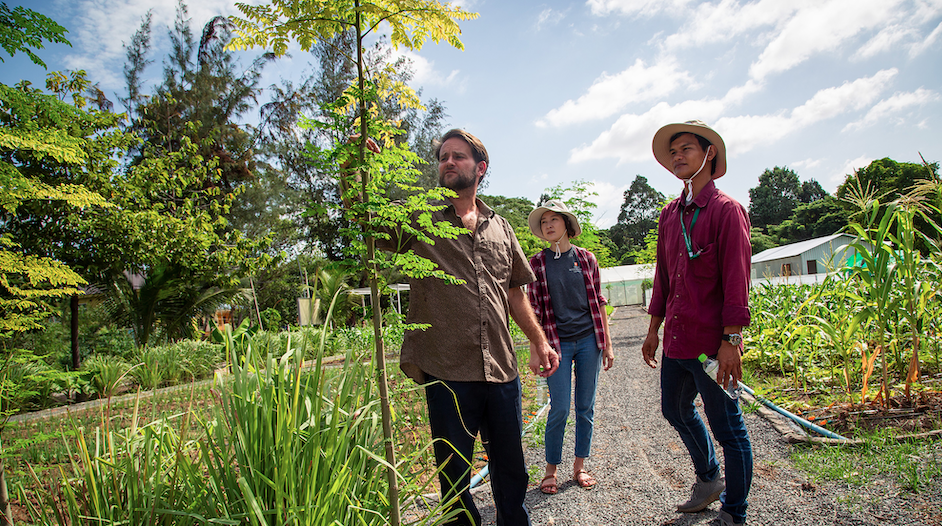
[
  {"xmin": 528, "ymin": 199, "xmax": 581, "ymax": 240},
  {"xmin": 652, "ymin": 120, "xmax": 727, "ymax": 178}
]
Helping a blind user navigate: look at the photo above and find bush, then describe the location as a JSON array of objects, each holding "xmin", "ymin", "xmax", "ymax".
[
  {"xmin": 260, "ymin": 307, "xmax": 282, "ymax": 331},
  {"xmin": 128, "ymin": 340, "xmax": 223, "ymax": 390},
  {"xmin": 82, "ymin": 355, "xmax": 132, "ymax": 398}
]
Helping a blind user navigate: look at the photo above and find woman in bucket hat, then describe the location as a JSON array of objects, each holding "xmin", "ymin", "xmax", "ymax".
[{"xmin": 526, "ymin": 199, "xmax": 614, "ymax": 495}]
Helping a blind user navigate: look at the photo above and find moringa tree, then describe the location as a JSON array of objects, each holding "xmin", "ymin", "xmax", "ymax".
[{"xmin": 228, "ymin": 2, "xmax": 477, "ymax": 524}]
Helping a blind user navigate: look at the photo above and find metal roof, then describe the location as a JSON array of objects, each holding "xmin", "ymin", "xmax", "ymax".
[{"xmin": 751, "ymin": 233, "xmax": 855, "ymax": 264}]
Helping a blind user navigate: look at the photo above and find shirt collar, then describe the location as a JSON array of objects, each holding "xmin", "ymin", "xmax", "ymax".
[{"xmin": 687, "ymin": 179, "xmax": 717, "ymax": 208}]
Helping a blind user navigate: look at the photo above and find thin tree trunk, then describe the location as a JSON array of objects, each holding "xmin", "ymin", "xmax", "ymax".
[
  {"xmin": 0, "ymin": 458, "xmax": 10, "ymax": 526},
  {"xmin": 355, "ymin": 3, "xmax": 400, "ymax": 522},
  {"xmin": 250, "ymin": 275, "xmax": 263, "ymax": 328},
  {"xmin": 71, "ymin": 295, "xmax": 80, "ymax": 370},
  {"xmin": 71, "ymin": 294, "xmax": 87, "ymax": 403}
]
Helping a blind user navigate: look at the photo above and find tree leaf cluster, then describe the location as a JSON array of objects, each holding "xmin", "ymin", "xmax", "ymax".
[{"xmin": 0, "ymin": 2, "xmax": 69, "ymax": 69}]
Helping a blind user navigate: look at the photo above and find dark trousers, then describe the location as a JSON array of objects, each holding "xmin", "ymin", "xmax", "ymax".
[
  {"xmin": 661, "ymin": 356, "xmax": 753, "ymax": 523},
  {"xmin": 425, "ymin": 376, "xmax": 531, "ymax": 526}
]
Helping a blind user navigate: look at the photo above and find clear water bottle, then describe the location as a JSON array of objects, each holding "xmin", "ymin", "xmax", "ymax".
[{"xmin": 698, "ymin": 354, "xmax": 741, "ymax": 399}]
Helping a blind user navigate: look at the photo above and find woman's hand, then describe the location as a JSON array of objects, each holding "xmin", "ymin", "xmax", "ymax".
[{"xmin": 602, "ymin": 346, "xmax": 614, "ymax": 371}]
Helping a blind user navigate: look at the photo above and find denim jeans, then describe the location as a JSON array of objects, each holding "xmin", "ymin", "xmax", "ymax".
[
  {"xmin": 426, "ymin": 376, "xmax": 531, "ymax": 526},
  {"xmin": 544, "ymin": 334, "xmax": 602, "ymax": 465},
  {"xmin": 660, "ymin": 355, "xmax": 753, "ymax": 524}
]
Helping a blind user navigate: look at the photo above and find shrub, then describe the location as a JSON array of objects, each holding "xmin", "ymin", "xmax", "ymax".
[
  {"xmin": 81, "ymin": 354, "xmax": 132, "ymax": 398},
  {"xmin": 260, "ymin": 307, "xmax": 282, "ymax": 331}
]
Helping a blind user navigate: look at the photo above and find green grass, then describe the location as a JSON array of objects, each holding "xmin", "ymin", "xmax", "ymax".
[{"xmin": 789, "ymin": 428, "xmax": 942, "ymax": 494}]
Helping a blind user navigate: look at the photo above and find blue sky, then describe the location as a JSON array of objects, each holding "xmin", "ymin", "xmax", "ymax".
[{"xmin": 5, "ymin": 0, "xmax": 942, "ymax": 228}]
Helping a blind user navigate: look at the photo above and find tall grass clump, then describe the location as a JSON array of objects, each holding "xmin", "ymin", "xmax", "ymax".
[{"xmin": 22, "ymin": 321, "xmax": 451, "ymax": 524}]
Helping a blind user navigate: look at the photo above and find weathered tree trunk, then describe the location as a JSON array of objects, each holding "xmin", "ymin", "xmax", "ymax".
[
  {"xmin": 0, "ymin": 458, "xmax": 11, "ymax": 526},
  {"xmin": 71, "ymin": 294, "xmax": 87, "ymax": 403}
]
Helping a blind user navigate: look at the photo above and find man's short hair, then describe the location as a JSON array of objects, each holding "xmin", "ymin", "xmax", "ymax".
[
  {"xmin": 434, "ymin": 129, "xmax": 490, "ymax": 174},
  {"xmin": 670, "ymin": 131, "xmax": 717, "ymax": 175}
]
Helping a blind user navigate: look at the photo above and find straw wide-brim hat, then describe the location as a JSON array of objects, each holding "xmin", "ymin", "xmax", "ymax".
[
  {"xmin": 528, "ymin": 199, "xmax": 581, "ymax": 240},
  {"xmin": 652, "ymin": 120, "xmax": 727, "ymax": 178}
]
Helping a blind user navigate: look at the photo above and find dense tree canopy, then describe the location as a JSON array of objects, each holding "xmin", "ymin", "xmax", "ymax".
[
  {"xmin": 836, "ymin": 157, "xmax": 939, "ymax": 204},
  {"xmin": 749, "ymin": 166, "xmax": 800, "ymax": 232},
  {"xmin": 768, "ymin": 196, "xmax": 848, "ymax": 245},
  {"xmin": 608, "ymin": 175, "xmax": 665, "ymax": 264}
]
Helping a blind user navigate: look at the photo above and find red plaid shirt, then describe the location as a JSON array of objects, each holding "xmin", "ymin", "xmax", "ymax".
[{"xmin": 527, "ymin": 246, "xmax": 608, "ymax": 353}]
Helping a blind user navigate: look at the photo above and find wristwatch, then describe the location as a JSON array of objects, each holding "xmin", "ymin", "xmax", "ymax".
[{"xmin": 722, "ymin": 333, "xmax": 743, "ymax": 346}]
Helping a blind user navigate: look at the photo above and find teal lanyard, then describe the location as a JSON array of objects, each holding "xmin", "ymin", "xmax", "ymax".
[{"xmin": 681, "ymin": 206, "xmax": 701, "ymax": 259}]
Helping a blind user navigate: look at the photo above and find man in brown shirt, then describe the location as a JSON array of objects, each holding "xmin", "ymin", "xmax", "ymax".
[{"xmin": 376, "ymin": 129, "xmax": 558, "ymax": 526}]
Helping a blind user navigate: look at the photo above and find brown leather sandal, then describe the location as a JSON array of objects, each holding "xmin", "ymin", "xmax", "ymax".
[
  {"xmin": 539, "ymin": 474, "xmax": 558, "ymax": 494},
  {"xmin": 574, "ymin": 469, "xmax": 597, "ymax": 489}
]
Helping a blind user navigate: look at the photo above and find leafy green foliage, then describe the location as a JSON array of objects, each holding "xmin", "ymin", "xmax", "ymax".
[
  {"xmin": 0, "ymin": 3, "xmax": 69, "ymax": 69},
  {"xmin": 837, "ymin": 157, "xmax": 941, "ymax": 253},
  {"xmin": 21, "ymin": 326, "xmax": 452, "ymax": 525},
  {"xmin": 480, "ymin": 194, "xmax": 542, "ymax": 256},
  {"xmin": 229, "ymin": 4, "xmax": 480, "ymax": 523},
  {"xmin": 747, "ymin": 186, "xmax": 942, "ymax": 406},
  {"xmin": 768, "ymin": 195, "xmax": 848, "ymax": 244},
  {"xmin": 229, "ymin": 0, "xmax": 478, "ymax": 56},
  {"xmin": 749, "ymin": 166, "xmax": 801, "ymax": 232},
  {"xmin": 608, "ymin": 175, "xmax": 665, "ymax": 264}
]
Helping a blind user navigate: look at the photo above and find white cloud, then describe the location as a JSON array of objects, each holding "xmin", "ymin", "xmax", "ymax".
[
  {"xmin": 535, "ymin": 8, "xmax": 566, "ymax": 31},
  {"xmin": 718, "ymin": 69, "xmax": 896, "ymax": 154},
  {"xmin": 833, "ymin": 155, "xmax": 874, "ymax": 186},
  {"xmin": 791, "ymin": 69, "xmax": 897, "ymax": 125},
  {"xmin": 400, "ymin": 49, "xmax": 463, "ymax": 90},
  {"xmin": 56, "ymin": 0, "xmax": 250, "ymax": 90},
  {"xmin": 792, "ymin": 158, "xmax": 823, "ymax": 170},
  {"xmin": 585, "ymin": 0, "xmax": 690, "ymax": 17},
  {"xmin": 570, "ymin": 69, "xmax": 896, "ymax": 163},
  {"xmin": 584, "ymin": 180, "xmax": 629, "ymax": 228},
  {"xmin": 910, "ymin": 20, "xmax": 942, "ymax": 57},
  {"xmin": 749, "ymin": 0, "xmax": 901, "ymax": 81},
  {"xmin": 537, "ymin": 59, "xmax": 693, "ymax": 128},
  {"xmin": 843, "ymin": 88, "xmax": 940, "ymax": 131},
  {"xmin": 569, "ymin": 99, "xmax": 726, "ymax": 164},
  {"xmin": 855, "ymin": 24, "xmax": 914, "ymax": 59},
  {"xmin": 662, "ymin": 0, "xmax": 798, "ymax": 51}
]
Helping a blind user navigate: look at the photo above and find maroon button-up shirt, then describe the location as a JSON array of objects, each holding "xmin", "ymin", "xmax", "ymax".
[{"xmin": 647, "ymin": 180, "xmax": 752, "ymax": 360}]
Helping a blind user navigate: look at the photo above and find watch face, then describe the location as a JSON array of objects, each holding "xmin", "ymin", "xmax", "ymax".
[{"xmin": 728, "ymin": 333, "xmax": 743, "ymax": 346}]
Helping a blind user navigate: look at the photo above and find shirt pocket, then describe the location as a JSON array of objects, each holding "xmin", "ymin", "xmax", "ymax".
[
  {"xmin": 689, "ymin": 241, "xmax": 718, "ymax": 280},
  {"xmin": 478, "ymin": 239, "xmax": 511, "ymax": 279}
]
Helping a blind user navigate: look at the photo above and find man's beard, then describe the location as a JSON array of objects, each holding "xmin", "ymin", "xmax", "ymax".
[{"xmin": 439, "ymin": 169, "xmax": 477, "ymax": 191}]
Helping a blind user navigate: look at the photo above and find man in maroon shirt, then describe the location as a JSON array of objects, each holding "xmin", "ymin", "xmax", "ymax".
[{"xmin": 642, "ymin": 121, "xmax": 753, "ymax": 526}]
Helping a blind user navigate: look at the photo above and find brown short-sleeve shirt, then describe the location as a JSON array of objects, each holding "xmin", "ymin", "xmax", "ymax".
[{"xmin": 376, "ymin": 199, "xmax": 536, "ymax": 384}]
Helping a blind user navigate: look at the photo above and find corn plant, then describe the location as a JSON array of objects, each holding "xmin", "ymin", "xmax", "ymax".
[
  {"xmin": 886, "ymin": 198, "xmax": 942, "ymax": 399},
  {"xmin": 846, "ymin": 200, "xmax": 900, "ymax": 405}
]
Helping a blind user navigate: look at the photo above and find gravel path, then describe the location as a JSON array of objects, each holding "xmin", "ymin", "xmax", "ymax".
[{"xmin": 469, "ymin": 306, "xmax": 941, "ymax": 525}]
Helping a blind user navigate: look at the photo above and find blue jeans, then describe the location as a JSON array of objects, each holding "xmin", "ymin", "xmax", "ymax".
[
  {"xmin": 661, "ymin": 355, "xmax": 753, "ymax": 524},
  {"xmin": 544, "ymin": 334, "xmax": 602, "ymax": 465},
  {"xmin": 426, "ymin": 376, "xmax": 531, "ymax": 526}
]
